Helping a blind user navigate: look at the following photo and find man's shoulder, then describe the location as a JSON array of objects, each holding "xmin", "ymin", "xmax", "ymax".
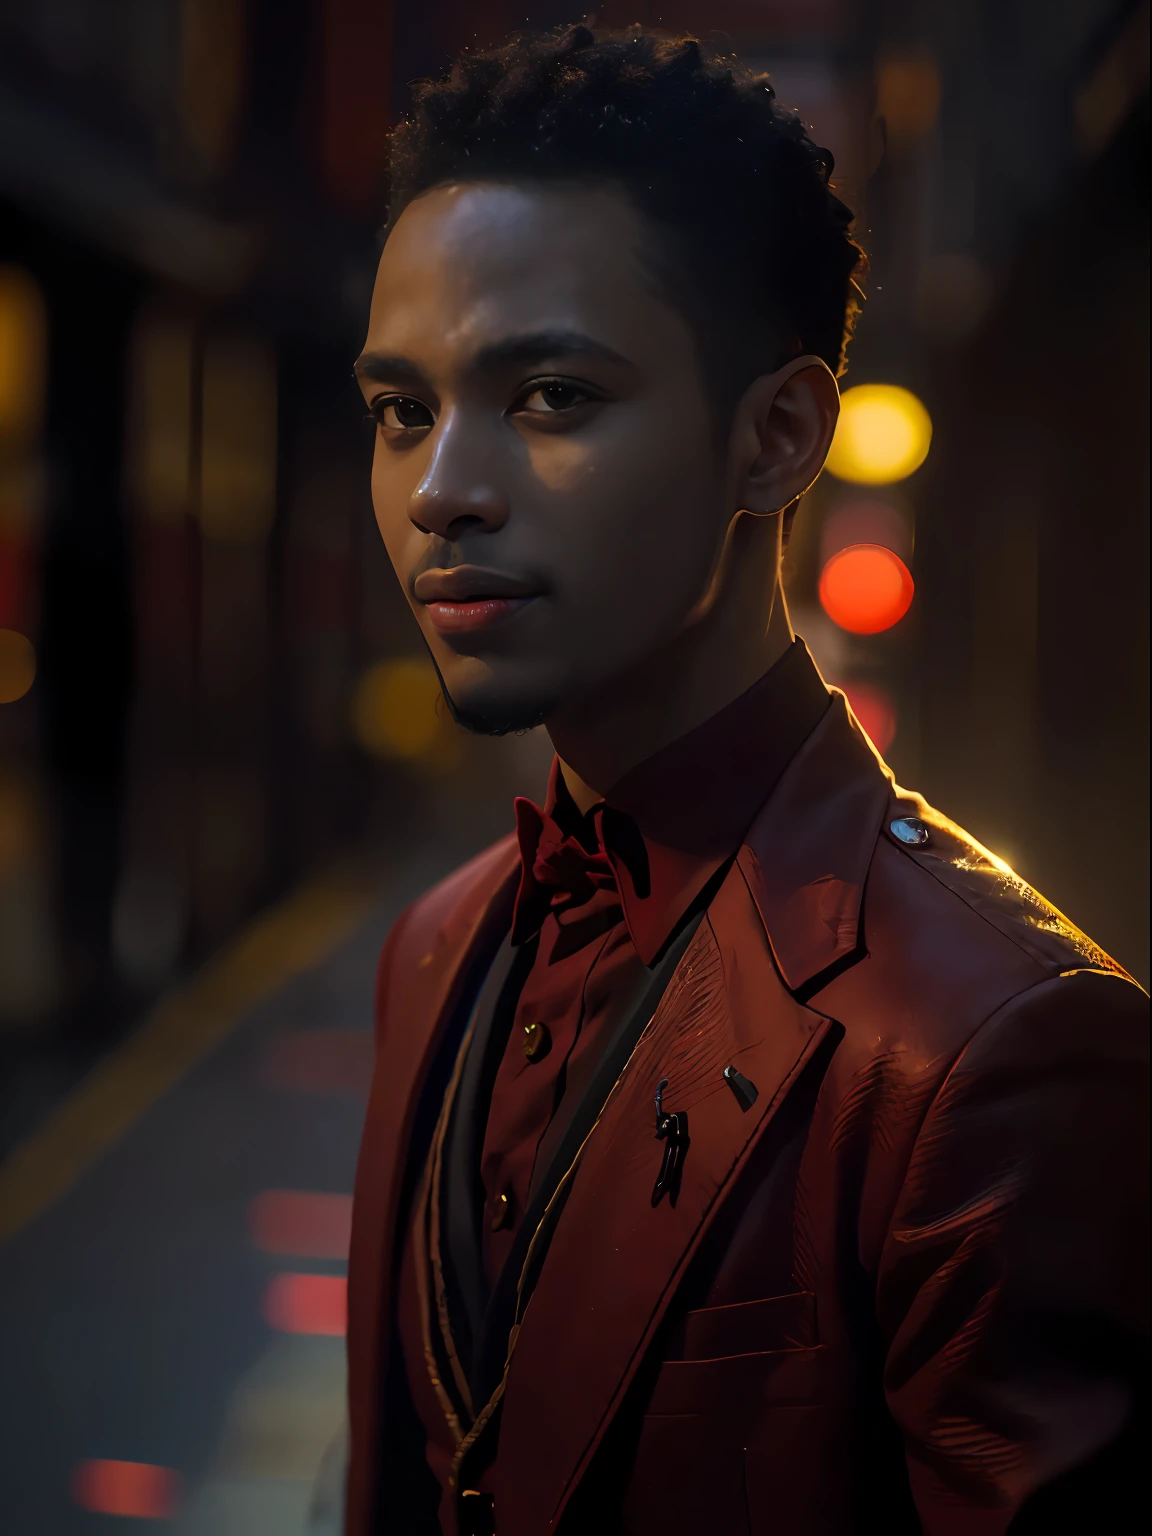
[
  {"xmin": 812, "ymin": 783, "xmax": 1144, "ymax": 1065},
  {"xmin": 877, "ymin": 786, "xmax": 1133, "ymax": 980}
]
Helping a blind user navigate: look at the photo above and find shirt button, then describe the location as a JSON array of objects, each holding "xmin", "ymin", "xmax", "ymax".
[
  {"xmin": 522, "ymin": 1020, "xmax": 552, "ymax": 1063},
  {"xmin": 490, "ymin": 1191, "xmax": 512, "ymax": 1232}
]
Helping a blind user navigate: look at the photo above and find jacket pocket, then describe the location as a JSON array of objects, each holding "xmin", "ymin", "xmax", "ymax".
[
  {"xmin": 645, "ymin": 1345, "xmax": 823, "ymax": 1417},
  {"xmin": 665, "ymin": 1289, "xmax": 816, "ymax": 1362}
]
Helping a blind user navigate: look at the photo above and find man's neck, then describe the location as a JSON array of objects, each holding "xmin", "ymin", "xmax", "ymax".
[{"xmin": 549, "ymin": 522, "xmax": 794, "ymax": 813}]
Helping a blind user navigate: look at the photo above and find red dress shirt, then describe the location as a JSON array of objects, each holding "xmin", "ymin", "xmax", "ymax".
[
  {"xmin": 396, "ymin": 639, "xmax": 832, "ymax": 1531},
  {"xmin": 479, "ymin": 778, "xmax": 648, "ymax": 1282}
]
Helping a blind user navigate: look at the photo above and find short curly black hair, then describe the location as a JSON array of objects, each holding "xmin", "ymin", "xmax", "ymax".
[{"xmin": 383, "ymin": 23, "xmax": 864, "ymax": 420}]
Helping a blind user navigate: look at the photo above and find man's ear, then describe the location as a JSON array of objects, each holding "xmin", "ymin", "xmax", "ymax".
[{"xmin": 732, "ymin": 356, "xmax": 840, "ymax": 516}]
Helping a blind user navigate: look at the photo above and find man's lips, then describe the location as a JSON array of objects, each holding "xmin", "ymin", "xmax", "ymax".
[
  {"xmin": 424, "ymin": 596, "xmax": 536, "ymax": 634},
  {"xmin": 413, "ymin": 565, "xmax": 540, "ymax": 603},
  {"xmin": 413, "ymin": 566, "xmax": 542, "ymax": 636}
]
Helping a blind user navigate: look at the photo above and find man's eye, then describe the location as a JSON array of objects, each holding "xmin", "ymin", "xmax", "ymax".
[
  {"xmin": 371, "ymin": 395, "xmax": 434, "ymax": 431},
  {"xmin": 516, "ymin": 380, "xmax": 595, "ymax": 415}
]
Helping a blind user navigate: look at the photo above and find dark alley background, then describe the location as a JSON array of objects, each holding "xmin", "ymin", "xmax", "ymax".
[{"xmin": 0, "ymin": 1, "xmax": 1147, "ymax": 1531}]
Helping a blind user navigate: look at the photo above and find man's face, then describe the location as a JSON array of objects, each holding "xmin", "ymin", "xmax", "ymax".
[{"xmin": 356, "ymin": 181, "xmax": 738, "ymax": 734}]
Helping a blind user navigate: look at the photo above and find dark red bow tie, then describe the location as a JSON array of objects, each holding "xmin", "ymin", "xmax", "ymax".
[{"xmin": 514, "ymin": 798, "xmax": 617, "ymax": 928}]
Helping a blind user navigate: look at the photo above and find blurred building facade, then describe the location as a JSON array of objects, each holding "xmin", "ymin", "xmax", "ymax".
[
  {"xmin": 1, "ymin": 0, "xmax": 460, "ymax": 1145},
  {"xmin": 0, "ymin": 0, "xmax": 1147, "ymax": 1141}
]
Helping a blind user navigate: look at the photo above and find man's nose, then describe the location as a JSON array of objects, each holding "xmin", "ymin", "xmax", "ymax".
[{"xmin": 408, "ymin": 418, "xmax": 511, "ymax": 540}]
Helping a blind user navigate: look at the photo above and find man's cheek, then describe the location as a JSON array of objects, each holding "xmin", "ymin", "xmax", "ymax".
[
  {"xmin": 370, "ymin": 451, "xmax": 415, "ymax": 527},
  {"xmin": 371, "ymin": 483, "xmax": 419, "ymax": 569}
]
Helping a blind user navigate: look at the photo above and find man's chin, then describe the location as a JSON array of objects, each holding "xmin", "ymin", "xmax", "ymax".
[{"xmin": 439, "ymin": 679, "xmax": 557, "ymax": 738}]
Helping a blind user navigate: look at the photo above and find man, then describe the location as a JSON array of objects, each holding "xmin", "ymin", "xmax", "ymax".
[{"xmin": 346, "ymin": 24, "xmax": 1148, "ymax": 1536}]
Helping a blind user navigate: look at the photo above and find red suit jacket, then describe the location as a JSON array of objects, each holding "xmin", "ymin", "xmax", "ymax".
[{"xmin": 346, "ymin": 696, "xmax": 1148, "ymax": 1535}]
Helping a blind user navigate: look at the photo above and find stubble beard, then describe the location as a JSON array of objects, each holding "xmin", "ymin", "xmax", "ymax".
[{"xmin": 430, "ymin": 654, "xmax": 556, "ymax": 738}]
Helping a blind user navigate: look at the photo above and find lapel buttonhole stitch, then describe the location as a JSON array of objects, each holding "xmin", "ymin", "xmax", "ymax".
[{"xmin": 723, "ymin": 1064, "xmax": 759, "ymax": 1111}]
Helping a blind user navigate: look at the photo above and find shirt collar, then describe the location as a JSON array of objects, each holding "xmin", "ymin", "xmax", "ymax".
[{"xmin": 512, "ymin": 639, "xmax": 832, "ymax": 964}]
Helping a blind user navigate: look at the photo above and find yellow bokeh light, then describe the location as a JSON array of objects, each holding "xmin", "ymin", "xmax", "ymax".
[
  {"xmin": 876, "ymin": 52, "xmax": 941, "ymax": 148},
  {"xmin": 0, "ymin": 629, "xmax": 36, "ymax": 704},
  {"xmin": 350, "ymin": 656, "xmax": 447, "ymax": 761},
  {"xmin": 826, "ymin": 384, "xmax": 932, "ymax": 485}
]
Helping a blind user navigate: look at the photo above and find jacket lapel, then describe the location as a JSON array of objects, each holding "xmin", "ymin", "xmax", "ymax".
[
  {"xmin": 493, "ymin": 696, "xmax": 891, "ymax": 1535},
  {"xmin": 345, "ymin": 838, "xmax": 520, "ymax": 1536},
  {"xmin": 494, "ymin": 862, "xmax": 837, "ymax": 1533},
  {"xmin": 741, "ymin": 692, "xmax": 894, "ymax": 993}
]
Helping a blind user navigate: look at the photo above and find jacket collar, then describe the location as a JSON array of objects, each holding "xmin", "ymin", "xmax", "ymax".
[
  {"xmin": 511, "ymin": 639, "xmax": 834, "ymax": 966},
  {"xmin": 740, "ymin": 689, "xmax": 895, "ymax": 995}
]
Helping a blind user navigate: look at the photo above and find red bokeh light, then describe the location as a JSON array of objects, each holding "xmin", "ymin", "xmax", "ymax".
[
  {"xmin": 263, "ymin": 1272, "xmax": 347, "ymax": 1335},
  {"xmin": 819, "ymin": 544, "xmax": 914, "ymax": 634},
  {"xmin": 840, "ymin": 682, "xmax": 897, "ymax": 754},
  {"xmin": 73, "ymin": 1460, "xmax": 180, "ymax": 1519},
  {"xmin": 250, "ymin": 1191, "xmax": 353, "ymax": 1259}
]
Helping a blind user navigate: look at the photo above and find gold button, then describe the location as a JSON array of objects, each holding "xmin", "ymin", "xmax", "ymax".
[
  {"xmin": 522, "ymin": 1020, "xmax": 552, "ymax": 1063},
  {"xmin": 490, "ymin": 1191, "xmax": 511, "ymax": 1231}
]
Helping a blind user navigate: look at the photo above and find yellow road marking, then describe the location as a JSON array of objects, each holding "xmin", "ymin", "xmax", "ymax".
[{"xmin": 0, "ymin": 861, "xmax": 382, "ymax": 1244}]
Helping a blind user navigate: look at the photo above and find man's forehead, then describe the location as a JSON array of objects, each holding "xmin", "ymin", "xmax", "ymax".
[
  {"xmin": 367, "ymin": 181, "xmax": 659, "ymax": 342},
  {"xmin": 380, "ymin": 179, "xmax": 643, "ymax": 271}
]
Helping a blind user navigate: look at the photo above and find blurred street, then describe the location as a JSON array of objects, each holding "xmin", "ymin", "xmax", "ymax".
[{"xmin": 0, "ymin": 837, "xmax": 487, "ymax": 1534}]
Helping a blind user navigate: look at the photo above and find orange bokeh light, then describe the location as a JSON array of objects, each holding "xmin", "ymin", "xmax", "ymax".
[
  {"xmin": 819, "ymin": 544, "xmax": 914, "ymax": 635},
  {"xmin": 263, "ymin": 1272, "xmax": 347, "ymax": 1335},
  {"xmin": 250, "ymin": 1191, "xmax": 353, "ymax": 1259},
  {"xmin": 72, "ymin": 1460, "xmax": 180, "ymax": 1519},
  {"xmin": 0, "ymin": 628, "xmax": 36, "ymax": 704}
]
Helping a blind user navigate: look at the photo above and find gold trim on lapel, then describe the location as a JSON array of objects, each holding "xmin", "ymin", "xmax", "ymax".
[{"xmin": 418, "ymin": 1006, "xmax": 482, "ymax": 1438}]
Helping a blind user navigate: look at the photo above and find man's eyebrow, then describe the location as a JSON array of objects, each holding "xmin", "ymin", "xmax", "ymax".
[
  {"xmin": 353, "ymin": 330, "xmax": 636, "ymax": 389},
  {"xmin": 353, "ymin": 353, "xmax": 430, "ymax": 388},
  {"xmin": 472, "ymin": 330, "xmax": 636, "ymax": 373}
]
